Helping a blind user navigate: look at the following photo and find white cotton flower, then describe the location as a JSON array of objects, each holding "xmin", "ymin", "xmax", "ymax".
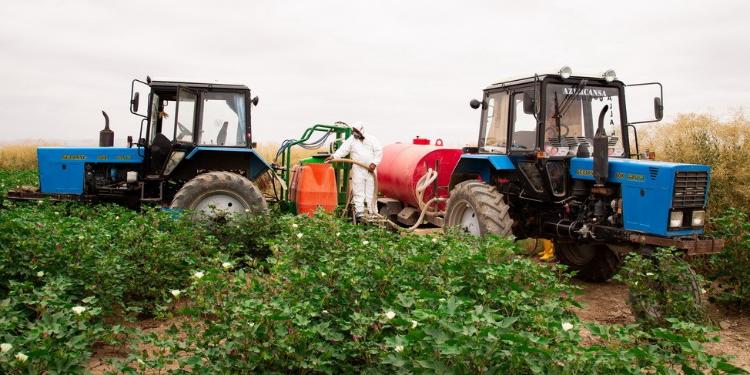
[
  {"xmin": 72, "ymin": 306, "xmax": 87, "ymax": 315},
  {"xmin": 222, "ymin": 262, "xmax": 232, "ymax": 269},
  {"xmin": 394, "ymin": 345, "xmax": 404, "ymax": 352},
  {"xmin": 362, "ymin": 240, "xmax": 369, "ymax": 245},
  {"xmin": 562, "ymin": 322, "xmax": 574, "ymax": 331},
  {"xmin": 411, "ymin": 320, "xmax": 418, "ymax": 329},
  {"xmin": 646, "ymin": 272, "xmax": 655, "ymax": 276},
  {"xmin": 170, "ymin": 289, "xmax": 181, "ymax": 298},
  {"xmin": 36, "ymin": 271, "xmax": 44, "ymax": 277},
  {"xmin": 115, "ymin": 216, "xmax": 120, "ymax": 220},
  {"xmin": 192, "ymin": 271, "xmax": 204, "ymax": 279},
  {"xmin": 1, "ymin": 343, "xmax": 11, "ymax": 353},
  {"xmin": 384, "ymin": 310, "xmax": 396, "ymax": 320},
  {"xmin": 292, "ymin": 223, "xmax": 298, "ymax": 229},
  {"xmin": 248, "ymin": 322, "xmax": 255, "ymax": 328},
  {"xmin": 322, "ymin": 310, "xmax": 329, "ymax": 314},
  {"xmin": 137, "ymin": 358, "xmax": 145, "ymax": 365},
  {"xmin": 432, "ymin": 238, "xmax": 438, "ymax": 243},
  {"xmin": 320, "ymin": 272, "xmax": 326, "ymax": 277},
  {"xmin": 244, "ymin": 209, "xmax": 250, "ymax": 213},
  {"xmin": 297, "ymin": 233, "xmax": 304, "ymax": 239},
  {"xmin": 36, "ymin": 200, "xmax": 43, "ymax": 205},
  {"xmin": 15, "ymin": 352, "xmax": 28, "ymax": 362},
  {"xmin": 336, "ymin": 232, "xmax": 341, "ymax": 237}
]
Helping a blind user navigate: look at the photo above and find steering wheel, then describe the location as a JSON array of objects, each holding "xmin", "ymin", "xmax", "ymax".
[
  {"xmin": 545, "ymin": 123, "xmax": 570, "ymax": 139},
  {"xmin": 176, "ymin": 121, "xmax": 193, "ymax": 141}
]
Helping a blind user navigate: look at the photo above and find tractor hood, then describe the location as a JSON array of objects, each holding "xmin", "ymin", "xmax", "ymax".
[
  {"xmin": 37, "ymin": 147, "xmax": 144, "ymax": 195},
  {"xmin": 570, "ymin": 157, "xmax": 711, "ymax": 237}
]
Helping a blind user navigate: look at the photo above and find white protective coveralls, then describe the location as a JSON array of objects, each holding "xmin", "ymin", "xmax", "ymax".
[{"xmin": 331, "ymin": 128, "xmax": 383, "ymax": 215}]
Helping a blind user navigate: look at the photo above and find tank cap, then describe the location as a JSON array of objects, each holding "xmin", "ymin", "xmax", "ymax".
[{"xmin": 412, "ymin": 136, "xmax": 431, "ymax": 145}]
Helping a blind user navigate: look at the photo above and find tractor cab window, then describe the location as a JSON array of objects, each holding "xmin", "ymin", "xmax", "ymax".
[
  {"xmin": 149, "ymin": 93, "xmax": 178, "ymax": 143},
  {"xmin": 175, "ymin": 89, "xmax": 197, "ymax": 143},
  {"xmin": 480, "ymin": 91, "xmax": 509, "ymax": 153},
  {"xmin": 511, "ymin": 92, "xmax": 537, "ymax": 151},
  {"xmin": 544, "ymin": 83, "xmax": 624, "ymax": 157},
  {"xmin": 200, "ymin": 92, "xmax": 247, "ymax": 146}
]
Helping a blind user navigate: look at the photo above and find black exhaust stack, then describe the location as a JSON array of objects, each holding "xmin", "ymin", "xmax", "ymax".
[
  {"xmin": 593, "ymin": 105, "xmax": 609, "ymax": 187},
  {"xmin": 99, "ymin": 110, "xmax": 114, "ymax": 147}
]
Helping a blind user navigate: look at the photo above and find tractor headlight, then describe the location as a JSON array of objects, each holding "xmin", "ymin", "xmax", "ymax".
[
  {"xmin": 603, "ymin": 69, "xmax": 617, "ymax": 82},
  {"xmin": 669, "ymin": 211, "xmax": 684, "ymax": 228},
  {"xmin": 164, "ymin": 151, "xmax": 186, "ymax": 176},
  {"xmin": 559, "ymin": 66, "xmax": 573, "ymax": 79},
  {"xmin": 691, "ymin": 210, "xmax": 705, "ymax": 227}
]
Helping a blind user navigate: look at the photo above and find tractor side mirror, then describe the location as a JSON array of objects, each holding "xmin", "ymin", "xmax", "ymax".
[
  {"xmin": 523, "ymin": 92, "xmax": 535, "ymax": 114},
  {"xmin": 469, "ymin": 99, "xmax": 483, "ymax": 109},
  {"xmin": 131, "ymin": 92, "xmax": 140, "ymax": 113},
  {"xmin": 654, "ymin": 97, "xmax": 663, "ymax": 121},
  {"xmin": 252, "ymin": 96, "xmax": 259, "ymax": 106}
]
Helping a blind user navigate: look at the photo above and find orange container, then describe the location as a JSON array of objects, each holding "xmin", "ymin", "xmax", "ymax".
[{"xmin": 294, "ymin": 163, "xmax": 338, "ymax": 216}]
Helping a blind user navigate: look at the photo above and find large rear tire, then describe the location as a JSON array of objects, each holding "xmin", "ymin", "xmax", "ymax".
[
  {"xmin": 444, "ymin": 181, "xmax": 513, "ymax": 237},
  {"xmin": 555, "ymin": 243, "xmax": 623, "ymax": 282},
  {"xmin": 171, "ymin": 171, "xmax": 268, "ymax": 219}
]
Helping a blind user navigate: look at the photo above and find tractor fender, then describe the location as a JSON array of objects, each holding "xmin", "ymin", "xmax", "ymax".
[
  {"xmin": 172, "ymin": 147, "xmax": 271, "ymax": 181},
  {"xmin": 449, "ymin": 154, "xmax": 516, "ymax": 189}
]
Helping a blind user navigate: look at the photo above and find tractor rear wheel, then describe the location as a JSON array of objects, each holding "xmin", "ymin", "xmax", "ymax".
[
  {"xmin": 555, "ymin": 243, "xmax": 623, "ymax": 282},
  {"xmin": 171, "ymin": 171, "xmax": 267, "ymax": 219},
  {"xmin": 444, "ymin": 181, "xmax": 513, "ymax": 237}
]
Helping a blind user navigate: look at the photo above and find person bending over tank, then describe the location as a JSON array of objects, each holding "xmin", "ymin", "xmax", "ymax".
[{"xmin": 325, "ymin": 122, "xmax": 382, "ymax": 221}]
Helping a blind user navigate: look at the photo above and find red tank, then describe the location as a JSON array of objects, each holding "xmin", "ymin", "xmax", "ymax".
[{"xmin": 377, "ymin": 139, "xmax": 462, "ymax": 209}]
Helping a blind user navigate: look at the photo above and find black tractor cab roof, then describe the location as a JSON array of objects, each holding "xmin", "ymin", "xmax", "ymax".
[
  {"xmin": 485, "ymin": 72, "xmax": 620, "ymax": 91},
  {"xmin": 147, "ymin": 77, "xmax": 250, "ymax": 91}
]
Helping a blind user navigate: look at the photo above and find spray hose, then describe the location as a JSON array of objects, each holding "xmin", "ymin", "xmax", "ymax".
[{"xmin": 328, "ymin": 158, "xmax": 445, "ymax": 232}]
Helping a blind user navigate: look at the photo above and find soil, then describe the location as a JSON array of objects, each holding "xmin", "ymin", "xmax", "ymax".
[{"xmin": 572, "ymin": 280, "xmax": 750, "ymax": 371}]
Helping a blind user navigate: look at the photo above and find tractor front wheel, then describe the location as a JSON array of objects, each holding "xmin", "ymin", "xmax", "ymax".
[
  {"xmin": 171, "ymin": 171, "xmax": 267, "ymax": 219},
  {"xmin": 555, "ymin": 243, "xmax": 623, "ymax": 282},
  {"xmin": 444, "ymin": 181, "xmax": 513, "ymax": 237}
]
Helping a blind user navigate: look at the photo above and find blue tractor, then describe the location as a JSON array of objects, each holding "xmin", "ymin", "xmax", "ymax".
[
  {"xmin": 444, "ymin": 67, "xmax": 724, "ymax": 281},
  {"xmin": 9, "ymin": 77, "xmax": 273, "ymax": 216}
]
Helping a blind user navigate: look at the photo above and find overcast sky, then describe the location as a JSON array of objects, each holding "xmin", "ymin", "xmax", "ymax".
[{"xmin": 0, "ymin": 0, "xmax": 748, "ymax": 146}]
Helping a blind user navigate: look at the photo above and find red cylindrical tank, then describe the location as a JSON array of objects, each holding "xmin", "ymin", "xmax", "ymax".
[{"xmin": 377, "ymin": 143, "xmax": 463, "ymax": 209}]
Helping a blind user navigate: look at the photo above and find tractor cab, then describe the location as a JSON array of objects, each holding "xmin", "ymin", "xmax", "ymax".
[
  {"xmin": 473, "ymin": 67, "xmax": 662, "ymax": 160},
  {"xmin": 129, "ymin": 78, "xmax": 261, "ymax": 180}
]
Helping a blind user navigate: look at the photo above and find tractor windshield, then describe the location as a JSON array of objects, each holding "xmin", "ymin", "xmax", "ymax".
[{"xmin": 543, "ymin": 83, "xmax": 625, "ymax": 157}]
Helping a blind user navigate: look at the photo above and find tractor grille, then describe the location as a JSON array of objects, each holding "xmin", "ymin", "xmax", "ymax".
[{"xmin": 672, "ymin": 171, "xmax": 708, "ymax": 208}]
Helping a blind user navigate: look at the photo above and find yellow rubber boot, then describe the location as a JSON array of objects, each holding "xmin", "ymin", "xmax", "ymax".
[{"xmin": 538, "ymin": 240, "xmax": 555, "ymax": 261}]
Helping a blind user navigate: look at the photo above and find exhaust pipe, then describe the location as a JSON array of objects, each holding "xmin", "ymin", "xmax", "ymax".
[
  {"xmin": 99, "ymin": 110, "xmax": 114, "ymax": 147},
  {"xmin": 593, "ymin": 105, "xmax": 609, "ymax": 186}
]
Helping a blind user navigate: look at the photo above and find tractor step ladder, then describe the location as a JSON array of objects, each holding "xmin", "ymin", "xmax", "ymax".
[{"xmin": 140, "ymin": 177, "xmax": 164, "ymax": 202}]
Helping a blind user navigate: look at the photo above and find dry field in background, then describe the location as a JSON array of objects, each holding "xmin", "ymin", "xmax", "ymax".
[{"xmin": 640, "ymin": 112, "xmax": 750, "ymax": 214}]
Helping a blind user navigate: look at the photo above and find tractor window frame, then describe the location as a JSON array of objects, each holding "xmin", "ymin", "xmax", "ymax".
[
  {"xmin": 198, "ymin": 91, "xmax": 249, "ymax": 147},
  {"xmin": 174, "ymin": 87, "xmax": 198, "ymax": 144},
  {"xmin": 508, "ymin": 87, "xmax": 538, "ymax": 154},
  {"xmin": 478, "ymin": 90, "xmax": 510, "ymax": 154},
  {"xmin": 540, "ymin": 77, "xmax": 631, "ymax": 158}
]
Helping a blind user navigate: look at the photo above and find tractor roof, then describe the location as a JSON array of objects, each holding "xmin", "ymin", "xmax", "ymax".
[
  {"xmin": 148, "ymin": 77, "xmax": 250, "ymax": 91},
  {"xmin": 485, "ymin": 72, "xmax": 617, "ymax": 91}
]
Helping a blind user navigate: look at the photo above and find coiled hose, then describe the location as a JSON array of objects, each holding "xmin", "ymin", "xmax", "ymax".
[{"xmin": 328, "ymin": 158, "xmax": 445, "ymax": 232}]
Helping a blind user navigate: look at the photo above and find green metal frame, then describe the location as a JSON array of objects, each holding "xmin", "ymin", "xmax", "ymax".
[{"xmin": 279, "ymin": 124, "xmax": 352, "ymax": 205}]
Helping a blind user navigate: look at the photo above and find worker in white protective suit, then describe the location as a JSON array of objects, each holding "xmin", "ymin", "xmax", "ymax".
[{"xmin": 326, "ymin": 123, "xmax": 382, "ymax": 220}]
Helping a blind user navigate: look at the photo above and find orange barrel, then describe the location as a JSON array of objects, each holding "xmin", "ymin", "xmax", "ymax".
[
  {"xmin": 289, "ymin": 165, "xmax": 301, "ymax": 203},
  {"xmin": 295, "ymin": 163, "xmax": 338, "ymax": 216}
]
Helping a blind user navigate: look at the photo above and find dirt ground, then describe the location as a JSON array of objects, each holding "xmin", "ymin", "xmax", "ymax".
[{"xmin": 572, "ymin": 280, "xmax": 750, "ymax": 371}]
